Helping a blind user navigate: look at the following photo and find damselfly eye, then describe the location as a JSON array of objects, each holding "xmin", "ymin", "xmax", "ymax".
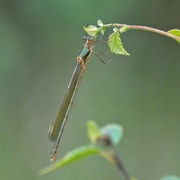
[{"xmin": 82, "ymin": 36, "xmax": 87, "ymax": 41}]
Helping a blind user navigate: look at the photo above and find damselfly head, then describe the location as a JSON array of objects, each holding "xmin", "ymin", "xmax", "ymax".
[{"xmin": 82, "ymin": 36, "xmax": 95, "ymax": 42}]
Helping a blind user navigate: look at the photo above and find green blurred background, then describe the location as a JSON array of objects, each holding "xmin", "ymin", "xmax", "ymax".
[{"xmin": 0, "ymin": 1, "xmax": 179, "ymax": 180}]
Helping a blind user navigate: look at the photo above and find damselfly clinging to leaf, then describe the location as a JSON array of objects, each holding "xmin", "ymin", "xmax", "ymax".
[{"xmin": 48, "ymin": 35, "xmax": 112, "ymax": 162}]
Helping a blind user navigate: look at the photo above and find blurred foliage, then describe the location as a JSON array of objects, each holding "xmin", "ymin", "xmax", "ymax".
[
  {"xmin": 40, "ymin": 121, "xmax": 124, "ymax": 176},
  {"xmin": 0, "ymin": 1, "xmax": 179, "ymax": 180}
]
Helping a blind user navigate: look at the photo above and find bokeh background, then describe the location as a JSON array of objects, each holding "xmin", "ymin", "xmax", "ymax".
[{"xmin": 0, "ymin": 1, "xmax": 179, "ymax": 180}]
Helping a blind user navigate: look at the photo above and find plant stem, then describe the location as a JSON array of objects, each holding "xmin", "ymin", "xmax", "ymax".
[
  {"xmin": 111, "ymin": 147, "xmax": 131, "ymax": 180},
  {"xmin": 104, "ymin": 23, "xmax": 180, "ymax": 42}
]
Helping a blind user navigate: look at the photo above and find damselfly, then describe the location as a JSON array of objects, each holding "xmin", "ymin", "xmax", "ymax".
[{"xmin": 48, "ymin": 36, "xmax": 98, "ymax": 162}]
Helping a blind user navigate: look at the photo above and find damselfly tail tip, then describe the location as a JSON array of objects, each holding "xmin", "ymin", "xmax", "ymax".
[
  {"xmin": 50, "ymin": 155, "xmax": 56, "ymax": 163},
  {"xmin": 50, "ymin": 150, "xmax": 57, "ymax": 163}
]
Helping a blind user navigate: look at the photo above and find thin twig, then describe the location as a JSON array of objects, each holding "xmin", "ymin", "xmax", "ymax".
[
  {"xmin": 103, "ymin": 23, "xmax": 180, "ymax": 42},
  {"xmin": 111, "ymin": 146, "xmax": 131, "ymax": 180}
]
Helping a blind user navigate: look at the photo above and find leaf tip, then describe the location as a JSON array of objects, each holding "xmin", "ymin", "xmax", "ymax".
[{"xmin": 97, "ymin": 19, "xmax": 104, "ymax": 27}]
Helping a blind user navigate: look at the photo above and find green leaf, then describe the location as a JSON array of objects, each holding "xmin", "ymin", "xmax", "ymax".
[
  {"xmin": 168, "ymin": 29, "xmax": 180, "ymax": 43},
  {"xmin": 160, "ymin": 175, "xmax": 180, "ymax": 180},
  {"xmin": 100, "ymin": 124, "xmax": 123, "ymax": 146},
  {"xmin": 39, "ymin": 145, "xmax": 101, "ymax": 175},
  {"xmin": 87, "ymin": 120, "xmax": 101, "ymax": 143},
  {"xmin": 100, "ymin": 26, "xmax": 107, "ymax": 35},
  {"xmin": 108, "ymin": 32, "xmax": 130, "ymax": 55},
  {"xmin": 83, "ymin": 25, "xmax": 100, "ymax": 36},
  {"xmin": 113, "ymin": 27, "xmax": 119, "ymax": 32},
  {"xmin": 97, "ymin": 19, "xmax": 104, "ymax": 27}
]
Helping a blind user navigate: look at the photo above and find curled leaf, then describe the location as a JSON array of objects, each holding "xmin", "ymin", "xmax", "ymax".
[
  {"xmin": 86, "ymin": 120, "xmax": 101, "ymax": 143},
  {"xmin": 120, "ymin": 26, "xmax": 130, "ymax": 33},
  {"xmin": 168, "ymin": 29, "xmax": 180, "ymax": 43},
  {"xmin": 97, "ymin": 19, "xmax": 104, "ymax": 27}
]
